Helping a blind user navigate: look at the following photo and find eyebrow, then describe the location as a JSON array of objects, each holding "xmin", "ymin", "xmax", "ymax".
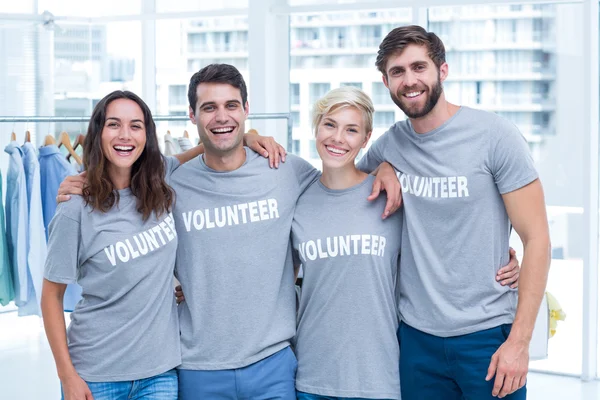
[
  {"xmin": 106, "ymin": 117, "xmax": 144, "ymax": 124},
  {"xmin": 323, "ymin": 117, "xmax": 360, "ymax": 127},
  {"xmin": 199, "ymin": 99, "xmax": 242, "ymax": 109},
  {"xmin": 388, "ymin": 60, "xmax": 428, "ymax": 73}
]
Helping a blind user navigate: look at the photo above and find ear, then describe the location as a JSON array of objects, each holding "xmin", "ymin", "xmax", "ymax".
[
  {"xmin": 439, "ymin": 62, "xmax": 449, "ymax": 83},
  {"xmin": 382, "ymin": 74, "xmax": 390, "ymax": 90},
  {"xmin": 362, "ymin": 131, "xmax": 372, "ymax": 149},
  {"xmin": 188, "ymin": 106, "xmax": 197, "ymax": 125},
  {"xmin": 244, "ymin": 101, "xmax": 250, "ymax": 117}
]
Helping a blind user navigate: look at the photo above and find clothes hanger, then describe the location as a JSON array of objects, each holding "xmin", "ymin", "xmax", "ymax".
[
  {"xmin": 44, "ymin": 134, "xmax": 56, "ymax": 145},
  {"xmin": 24, "ymin": 130, "xmax": 31, "ymax": 143},
  {"xmin": 10, "ymin": 132, "xmax": 16, "ymax": 141},
  {"xmin": 67, "ymin": 134, "xmax": 86, "ymax": 162},
  {"xmin": 58, "ymin": 131, "xmax": 83, "ymax": 165},
  {"xmin": 183, "ymin": 130, "xmax": 189, "ymax": 139}
]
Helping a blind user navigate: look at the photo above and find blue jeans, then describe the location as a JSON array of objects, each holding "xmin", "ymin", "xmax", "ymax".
[
  {"xmin": 296, "ymin": 391, "xmax": 393, "ymax": 400},
  {"xmin": 178, "ymin": 346, "xmax": 297, "ymax": 400},
  {"xmin": 398, "ymin": 322, "xmax": 527, "ymax": 400},
  {"xmin": 61, "ymin": 369, "xmax": 178, "ymax": 400}
]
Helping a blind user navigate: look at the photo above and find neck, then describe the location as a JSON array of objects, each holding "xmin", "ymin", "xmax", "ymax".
[
  {"xmin": 320, "ymin": 164, "xmax": 368, "ymax": 190},
  {"xmin": 107, "ymin": 166, "xmax": 131, "ymax": 190},
  {"xmin": 410, "ymin": 94, "xmax": 460, "ymax": 134},
  {"xmin": 203, "ymin": 145, "xmax": 247, "ymax": 171}
]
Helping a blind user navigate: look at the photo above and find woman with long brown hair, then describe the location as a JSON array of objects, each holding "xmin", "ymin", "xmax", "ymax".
[{"xmin": 40, "ymin": 90, "xmax": 283, "ymax": 400}]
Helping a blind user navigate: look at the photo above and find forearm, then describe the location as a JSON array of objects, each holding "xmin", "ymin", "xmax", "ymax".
[
  {"xmin": 41, "ymin": 283, "xmax": 78, "ymax": 380},
  {"xmin": 175, "ymin": 143, "xmax": 205, "ymax": 165},
  {"xmin": 510, "ymin": 237, "xmax": 551, "ymax": 342}
]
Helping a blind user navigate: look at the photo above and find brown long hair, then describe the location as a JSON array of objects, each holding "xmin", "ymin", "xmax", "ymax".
[{"xmin": 82, "ymin": 90, "xmax": 174, "ymax": 221}]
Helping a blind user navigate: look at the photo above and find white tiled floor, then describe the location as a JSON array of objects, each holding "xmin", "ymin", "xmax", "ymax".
[{"xmin": 1, "ymin": 313, "xmax": 599, "ymax": 399}]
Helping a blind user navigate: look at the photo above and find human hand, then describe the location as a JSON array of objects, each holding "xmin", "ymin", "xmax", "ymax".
[
  {"xmin": 497, "ymin": 248, "xmax": 520, "ymax": 289},
  {"xmin": 57, "ymin": 171, "xmax": 87, "ymax": 203},
  {"xmin": 61, "ymin": 373, "xmax": 94, "ymax": 400},
  {"xmin": 174, "ymin": 285, "xmax": 185, "ymax": 304},
  {"xmin": 244, "ymin": 129, "xmax": 287, "ymax": 168},
  {"xmin": 367, "ymin": 162, "xmax": 402, "ymax": 219},
  {"xmin": 485, "ymin": 335, "xmax": 529, "ymax": 398}
]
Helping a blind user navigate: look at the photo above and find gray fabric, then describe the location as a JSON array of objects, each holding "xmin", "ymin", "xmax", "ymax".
[
  {"xmin": 357, "ymin": 107, "xmax": 538, "ymax": 337},
  {"xmin": 292, "ymin": 175, "xmax": 402, "ymax": 399},
  {"xmin": 177, "ymin": 137, "xmax": 194, "ymax": 152},
  {"xmin": 43, "ymin": 156, "xmax": 182, "ymax": 382},
  {"xmin": 170, "ymin": 147, "xmax": 319, "ymax": 370}
]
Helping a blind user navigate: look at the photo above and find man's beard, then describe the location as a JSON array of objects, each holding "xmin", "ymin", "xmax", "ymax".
[{"xmin": 391, "ymin": 76, "xmax": 443, "ymax": 119}]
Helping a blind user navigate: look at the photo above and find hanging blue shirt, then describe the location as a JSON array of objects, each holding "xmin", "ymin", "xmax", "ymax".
[
  {"xmin": 19, "ymin": 142, "xmax": 48, "ymax": 316},
  {"xmin": 4, "ymin": 141, "xmax": 28, "ymax": 306},
  {"xmin": 38, "ymin": 144, "xmax": 81, "ymax": 311},
  {"xmin": 0, "ymin": 169, "xmax": 15, "ymax": 306}
]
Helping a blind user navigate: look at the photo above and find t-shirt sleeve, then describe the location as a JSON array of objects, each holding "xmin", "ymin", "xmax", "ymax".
[
  {"xmin": 490, "ymin": 117, "xmax": 539, "ymax": 194},
  {"xmin": 289, "ymin": 155, "xmax": 321, "ymax": 194},
  {"xmin": 44, "ymin": 204, "xmax": 82, "ymax": 284},
  {"xmin": 163, "ymin": 156, "xmax": 181, "ymax": 179},
  {"xmin": 356, "ymin": 134, "xmax": 388, "ymax": 174}
]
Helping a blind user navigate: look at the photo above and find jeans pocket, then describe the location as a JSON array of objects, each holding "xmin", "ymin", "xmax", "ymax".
[
  {"xmin": 500, "ymin": 323, "xmax": 513, "ymax": 340},
  {"xmin": 286, "ymin": 347, "xmax": 298, "ymax": 377}
]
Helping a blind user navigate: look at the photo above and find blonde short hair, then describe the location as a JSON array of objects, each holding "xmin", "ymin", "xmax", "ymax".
[{"xmin": 312, "ymin": 86, "xmax": 375, "ymax": 136}]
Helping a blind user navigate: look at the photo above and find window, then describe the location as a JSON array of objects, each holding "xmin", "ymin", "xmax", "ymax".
[
  {"xmin": 310, "ymin": 83, "xmax": 331, "ymax": 104},
  {"xmin": 340, "ymin": 82, "xmax": 362, "ymax": 89},
  {"xmin": 308, "ymin": 139, "xmax": 319, "ymax": 160},
  {"xmin": 292, "ymin": 139, "xmax": 301, "ymax": 155},
  {"xmin": 291, "ymin": 112, "xmax": 300, "ymax": 128},
  {"xmin": 169, "ymin": 85, "xmax": 187, "ymax": 106},
  {"xmin": 290, "ymin": 83, "xmax": 300, "ymax": 106},
  {"xmin": 372, "ymin": 82, "xmax": 392, "ymax": 105},
  {"xmin": 373, "ymin": 111, "xmax": 395, "ymax": 128}
]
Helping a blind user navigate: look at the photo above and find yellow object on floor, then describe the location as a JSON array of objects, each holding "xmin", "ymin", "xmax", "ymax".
[{"xmin": 546, "ymin": 291, "xmax": 566, "ymax": 338}]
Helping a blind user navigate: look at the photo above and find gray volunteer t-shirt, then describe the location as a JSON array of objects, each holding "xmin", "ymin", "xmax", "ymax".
[
  {"xmin": 292, "ymin": 175, "xmax": 402, "ymax": 399},
  {"xmin": 170, "ymin": 147, "xmax": 320, "ymax": 370},
  {"xmin": 43, "ymin": 156, "xmax": 181, "ymax": 382},
  {"xmin": 357, "ymin": 107, "xmax": 538, "ymax": 337}
]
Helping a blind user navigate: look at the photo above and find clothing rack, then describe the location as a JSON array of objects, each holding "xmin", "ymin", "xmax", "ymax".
[
  {"xmin": 0, "ymin": 112, "xmax": 292, "ymax": 315},
  {"xmin": 0, "ymin": 113, "xmax": 293, "ymax": 151}
]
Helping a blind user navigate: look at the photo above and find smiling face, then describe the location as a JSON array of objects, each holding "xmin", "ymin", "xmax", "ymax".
[
  {"xmin": 189, "ymin": 82, "xmax": 249, "ymax": 157},
  {"xmin": 316, "ymin": 106, "xmax": 371, "ymax": 170},
  {"xmin": 383, "ymin": 44, "xmax": 447, "ymax": 119},
  {"xmin": 100, "ymin": 98, "xmax": 146, "ymax": 181}
]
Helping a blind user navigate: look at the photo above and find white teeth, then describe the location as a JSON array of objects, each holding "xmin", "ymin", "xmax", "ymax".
[
  {"xmin": 326, "ymin": 146, "xmax": 347, "ymax": 155},
  {"xmin": 405, "ymin": 91, "xmax": 422, "ymax": 98},
  {"xmin": 212, "ymin": 127, "xmax": 234, "ymax": 133},
  {"xmin": 114, "ymin": 145, "xmax": 134, "ymax": 151}
]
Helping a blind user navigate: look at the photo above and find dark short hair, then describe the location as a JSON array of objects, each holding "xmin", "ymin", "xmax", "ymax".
[
  {"xmin": 188, "ymin": 63, "xmax": 248, "ymax": 114},
  {"xmin": 82, "ymin": 90, "xmax": 174, "ymax": 221},
  {"xmin": 375, "ymin": 25, "xmax": 446, "ymax": 76}
]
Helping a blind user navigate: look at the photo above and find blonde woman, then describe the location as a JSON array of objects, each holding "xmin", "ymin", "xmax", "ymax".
[{"xmin": 291, "ymin": 87, "xmax": 520, "ymax": 400}]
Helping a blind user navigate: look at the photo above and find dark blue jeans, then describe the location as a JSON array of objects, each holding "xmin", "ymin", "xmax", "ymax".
[
  {"xmin": 398, "ymin": 322, "xmax": 527, "ymax": 400},
  {"xmin": 296, "ymin": 392, "xmax": 393, "ymax": 400}
]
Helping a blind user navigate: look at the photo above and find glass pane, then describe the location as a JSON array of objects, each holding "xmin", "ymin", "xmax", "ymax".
[
  {"xmin": 0, "ymin": 19, "xmax": 141, "ymax": 161},
  {"xmin": 52, "ymin": 21, "xmax": 142, "ymax": 136},
  {"xmin": 429, "ymin": 2, "xmax": 584, "ymax": 376},
  {"xmin": 38, "ymin": 0, "xmax": 140, "ymax": 17},
  {"xmin": 3, "ymin": 0, "xmax": 35, "ymax": 13},
  {"xmin": 156, "ymin": 0, "xmax": 248, "ymax": 13},
  {"xmin": 289, "ymin": 8, "xmax": 413, "ymax": 164}
]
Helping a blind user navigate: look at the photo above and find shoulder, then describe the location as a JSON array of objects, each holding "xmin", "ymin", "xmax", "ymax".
[
  {"xmin": 285, "ymin": 153, "xmax": 315, "ymax": 170},
  {"xmin": 54, "ymin": 195, "xmax": 86, "ymax": 223},
  {"xmin": 461, "ymin": 107, "xmax": 517, "ymax": 134}
]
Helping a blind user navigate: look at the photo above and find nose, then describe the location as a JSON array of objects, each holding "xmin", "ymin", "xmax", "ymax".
[
  {"xmin": 117, "ymin": 125, "xmax": 133, "ymax": 140},
  {"xmin": 403, "ymin": 70, "xmax": 418, "ymax": 89},
  {"xmin": 215, "ymin": 106, "xmax": 228, "ymax": 124},
  {"xmin": 332, "ymin": 127, "xmax": 344, "ymax": 143}
]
